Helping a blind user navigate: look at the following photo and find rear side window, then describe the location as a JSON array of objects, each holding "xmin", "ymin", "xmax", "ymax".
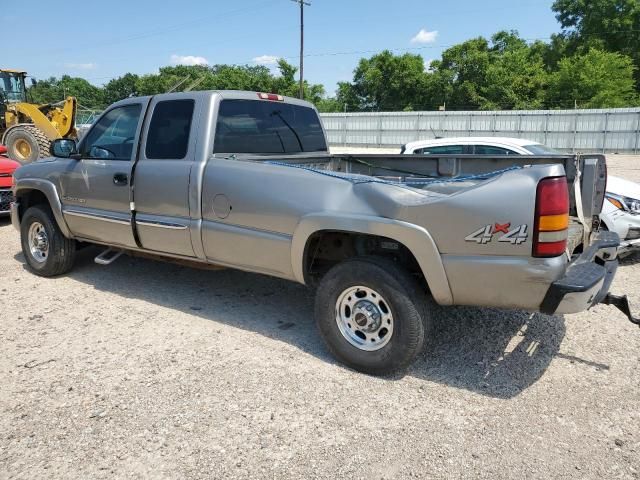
[
  {"xmin": 414, "ymin": 145, "xmax": 465, "ymax": 155},
  {"xmin": 145, "ymin": 100, "xmax": 195, "ymax": 159},
  {"xmin": 213, "ymin": 99, "xmax": 327, "ymax": 154},
  {"xmin": 473, "ymin": 145, "xmax": 517, "ymax": 155}
]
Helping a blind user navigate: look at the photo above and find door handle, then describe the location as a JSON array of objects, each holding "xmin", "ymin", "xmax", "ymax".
[{"xmin": 113, "ymin": 173, "xmax": 128, "ymax": 186}]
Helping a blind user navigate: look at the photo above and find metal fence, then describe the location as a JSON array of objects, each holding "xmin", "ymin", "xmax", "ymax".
[
  {"xmin": 75, "ymin": 107, "xmax": 102, "ymax": 126},
  {"xmin": 320, "ymin": 108, "xmax": 640, "ymax": 154}
]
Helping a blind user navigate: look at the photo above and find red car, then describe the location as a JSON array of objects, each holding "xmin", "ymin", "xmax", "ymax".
[{"xmin": 0, "ymin": 150, "xmax": 19, "ymax": 215}]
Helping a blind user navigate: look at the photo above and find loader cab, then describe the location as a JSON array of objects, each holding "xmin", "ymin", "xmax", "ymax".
[{"xmin": 0, "ymin": 70, "xmax": 27, "ymax": 104}]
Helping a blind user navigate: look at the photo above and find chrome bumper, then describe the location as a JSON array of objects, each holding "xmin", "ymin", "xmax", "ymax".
[{"xmin": 540, "ymin": 231, "xmax": 619, "ymax": 315}]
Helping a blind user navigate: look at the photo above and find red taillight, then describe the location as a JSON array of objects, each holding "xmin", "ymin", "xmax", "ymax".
[
  {"xmin": 257, "ymin": 92, "xmax": 284, "ymax": 101},
  {"xmin": 533, "ymin": 176, "xmax": 569, "ymax": 258}
]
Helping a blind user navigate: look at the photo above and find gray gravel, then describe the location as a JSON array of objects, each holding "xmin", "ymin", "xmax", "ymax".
[{"xmin": 1, "ymin": 157, "xmax": 640, "ymax": 479}]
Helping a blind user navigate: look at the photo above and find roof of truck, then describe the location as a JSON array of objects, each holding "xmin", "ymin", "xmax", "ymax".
[{"xmin": 109, "ymin": 90, "xmax": 317, "ymax": 111}]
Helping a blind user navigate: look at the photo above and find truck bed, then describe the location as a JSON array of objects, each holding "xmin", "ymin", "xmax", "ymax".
[{"xmin": 267, "ymin": 153, "xmax": 602, "ymax": 215}]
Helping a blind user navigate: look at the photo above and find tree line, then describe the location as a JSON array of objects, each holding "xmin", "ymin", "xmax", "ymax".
[{"xmin": 28, "ymin": 0, "xmax": 640, "ymax": 113}]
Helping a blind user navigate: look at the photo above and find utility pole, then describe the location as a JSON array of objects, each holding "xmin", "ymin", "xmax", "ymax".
[{"xmin": 291, "ymin": 0, "xmax": 310, "ymax": 99}]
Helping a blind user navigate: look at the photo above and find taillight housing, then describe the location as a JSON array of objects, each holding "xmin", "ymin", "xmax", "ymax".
[{"xmin": 533, "ymin": 176, "xmax": 569, "ymax": 258}]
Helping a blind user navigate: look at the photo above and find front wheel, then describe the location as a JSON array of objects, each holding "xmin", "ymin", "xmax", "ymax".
[
  {"xmin": 315, "ymin": 256, "xmax": 430, "ymax": 375},
  {"xmin": 20, "ymin": 205, "xmax": 76, "ymax": 276}
]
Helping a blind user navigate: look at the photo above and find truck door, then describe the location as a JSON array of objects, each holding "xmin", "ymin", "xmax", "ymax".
[
  {"xmin": 132, "ymin": 95, "xmax": 198, "ymax": 257},
  {"xmin": 59, "ymin": 100, "xmax": 149, "ymax": 248}
]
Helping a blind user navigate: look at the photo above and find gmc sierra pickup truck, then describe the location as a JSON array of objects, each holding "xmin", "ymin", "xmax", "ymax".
[{"xmin": 10, "ymin": 91, "xmax": 639, "ymax": 374}]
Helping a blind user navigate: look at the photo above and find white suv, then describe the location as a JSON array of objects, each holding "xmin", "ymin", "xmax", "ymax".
[{"xmin": 402, "ymin": 137, "xmax": 640, "ymax": 257}]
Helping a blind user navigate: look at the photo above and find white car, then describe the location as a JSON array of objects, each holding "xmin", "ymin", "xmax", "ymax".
[{"xmin": 402, "ymin": 137, "xmax": 640, "ymax": 257}]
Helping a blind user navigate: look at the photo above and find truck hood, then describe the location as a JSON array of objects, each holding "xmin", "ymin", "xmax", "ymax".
[
  {"xmin": 0, "ymin": 157, "xmax": 19, "ymax": 174},
  {"xmin": 607, "ymin": 175, "xmax": 640, "ymax": 200}
]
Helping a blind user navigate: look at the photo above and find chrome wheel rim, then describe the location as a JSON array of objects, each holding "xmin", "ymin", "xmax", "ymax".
[
  {"xmin": 14, "ymin": 139, "xmax": 32, "ymax": 161},
  {"xmin": 335, "ymin": 286, "xmax": 394, "ymax": 351},
  {"xmin": 28, "ymin": 222, "xmax": 49, "ymax": 263}
]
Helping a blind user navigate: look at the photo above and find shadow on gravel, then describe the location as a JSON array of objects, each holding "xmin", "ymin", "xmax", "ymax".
[
  {"xmin": 15, "ymin": 246, "xmax": 571, "ymax": 399},
  {"xmin": 619, "ymin": 252, "xmax": 640, "ymax": 266},
  {"xmin": 409, "ymin": 304, "xmax": 566, "ymax": 398}
]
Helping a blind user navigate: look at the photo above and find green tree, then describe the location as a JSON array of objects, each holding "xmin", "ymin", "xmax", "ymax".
[
  {"xmin": 552, "ymin": 0, "xmax": 640, "ymax": 85},
  {"xmin": 432, "ymin": 37, "xmax": 491, "ymax": 109},
  {"xmin": 28, "ymin": 75, "xmax": 104, "ymax": 109},
  {"xmin": 335, "ymin": 82, "xmax": 360, "ymax": 112},
  {"xmin": 346, "ymin": 50, "xmax": 429, "ymax": 111},
  {"xmin": 430, "ymin": 32, "xmax": 549, "ymax": 110},
  {"xmin": 103, "ymin": 73, "xmax": 140, "ymax": 105},
  {"xmin": 481, "ymin": 32, "xmax": 549, "ymax": 109},
  {"xmin": 547, "ymin": 48, "xmax": 638, "ymax": 108},
  {"xmin": 315, "ymin": 97, "xmax": 343, "ymax": 113}
]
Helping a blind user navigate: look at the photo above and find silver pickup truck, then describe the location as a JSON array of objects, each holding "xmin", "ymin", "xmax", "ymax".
[{"xmin": 10, "ymin": 91, "xmax": 639, "ymax": 374}]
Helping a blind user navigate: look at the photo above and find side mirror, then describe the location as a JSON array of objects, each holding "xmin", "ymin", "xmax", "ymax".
[
  {"xmin": 30, "ymin": 78, "xmax": 37, "ymax": 86},
  {"xmin": 51, "ymin": 138, "xmax": 79, "ymax": 159}
]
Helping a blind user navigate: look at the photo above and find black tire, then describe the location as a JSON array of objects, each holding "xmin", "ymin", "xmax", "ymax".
[
  {"xmin": 315, "ymin": 256, "xmax": 430, "ymax": 375},
  {"xmin": 5, "ymin": 126, "xmax": 51, "ymax": 164},
  {"xmin": 20, "ymin": 205, "xmax": 76, "ymax": 277}
]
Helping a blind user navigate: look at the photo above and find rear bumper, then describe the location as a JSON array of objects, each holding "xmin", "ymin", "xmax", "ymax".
[{"xmin": 540, "ymin": 231, "xmax": 620, "ymax": 315}]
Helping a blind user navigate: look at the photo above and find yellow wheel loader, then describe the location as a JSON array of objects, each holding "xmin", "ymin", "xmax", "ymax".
[{"xmin": 0, "ymin": 69, "xmax": 76, "ymax": 164}]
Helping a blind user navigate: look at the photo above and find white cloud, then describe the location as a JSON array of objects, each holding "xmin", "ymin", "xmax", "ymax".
[
  {"xmin": 170, "ymin": 54, "xmax": 209, "ymax": 66},
  {"xmin": 65, "ymin": 62, "xmax": 97, "ymax": 70},
  {"xmin": 253, "ymin": 55, "xmax": 280, "ymax": 66},
  {"xmin": 411, "ymin": 29, "xmax": 438, "ymax": 44}
]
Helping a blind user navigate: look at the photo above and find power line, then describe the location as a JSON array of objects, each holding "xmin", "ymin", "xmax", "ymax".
[
  {"xmin": 34, "ymin": 27, "xmax": 640, "ymax": 90},
  {"xmin": 274, "ymin": 29, "xmax": 640, "ymax": 61}
]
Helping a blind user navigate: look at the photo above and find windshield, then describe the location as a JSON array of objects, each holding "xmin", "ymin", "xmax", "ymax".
[
  {"xmin": 0, "ymin": 72, "xmax": 26, "ymax": 102},
  {"xmin": 523, "ymin": 143, "xmax": 563, "ymax": 155},
  {"xmin": 213, "ymin": 99, "xmax": 327, "ymax": 154}
]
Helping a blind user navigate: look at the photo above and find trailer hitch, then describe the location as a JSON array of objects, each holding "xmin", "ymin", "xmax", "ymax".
[{"xmin": 600, "ymin": 294, "xmax": 640, "ymax": 327}]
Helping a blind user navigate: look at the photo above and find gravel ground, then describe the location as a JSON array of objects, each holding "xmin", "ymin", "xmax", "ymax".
[{"xmin": 1, "ymin": 156, "xmax": 640, "ymax": 479}]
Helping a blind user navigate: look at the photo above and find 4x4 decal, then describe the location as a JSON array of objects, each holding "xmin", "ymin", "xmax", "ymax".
[{"xmin": 465, "ymin": 223, "xmax": 528, "ymax": 245}]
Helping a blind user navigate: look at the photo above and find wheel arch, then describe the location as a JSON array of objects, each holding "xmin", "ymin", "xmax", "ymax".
[
  {"xmin": 291, "ymin": 213, "xmax": 453, "ymax": 305},
  {"xmin": 14, "ymin": 180, "xmax": 73, "ymax": 238}
]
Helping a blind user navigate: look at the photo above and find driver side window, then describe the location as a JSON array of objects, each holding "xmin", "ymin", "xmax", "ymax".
[{"xmin": 81, "ymin": 104, "xmax": 142, "ymax": 160}]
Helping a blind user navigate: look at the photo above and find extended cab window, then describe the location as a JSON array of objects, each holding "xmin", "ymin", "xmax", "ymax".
[
  {"xmin": 81, "ymin": 104, "xmax": 142, "ymax": 160},
  {"xmin": 414, "ymin": 145, "xmax": 465, "ymax": 155},
  {"xmin": 145, "ymin": 100, "xmax": 195, "ymax": 159},
  {"xmin": 213, "ymin": 99, "xmax": 327, "ymax": 154}
]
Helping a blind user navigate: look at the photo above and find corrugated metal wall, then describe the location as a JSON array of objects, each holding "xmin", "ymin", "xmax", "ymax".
[{"xmin": 320, "ymin": 108, "xmax": 640, "ymax": 153}]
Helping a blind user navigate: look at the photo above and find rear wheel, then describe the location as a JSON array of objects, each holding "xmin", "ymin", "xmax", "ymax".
[
  {"xmin": 20, "ymin": 205, "xmax": 76, "ymax": 276},
  {"xmin": 5, "ymin": 126, "xmax": 51, "ymax": 164},
  {"xmin": 315, "ymin": 256, "xmax": 430, "ymax": 375}
]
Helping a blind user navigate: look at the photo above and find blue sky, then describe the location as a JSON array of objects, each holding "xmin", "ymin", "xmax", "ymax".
[{"xmin": 3, "ymin": 0, "xmax": 559, "ymax": 95}]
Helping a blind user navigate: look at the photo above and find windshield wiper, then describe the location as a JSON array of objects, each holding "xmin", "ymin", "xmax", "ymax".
[{"xmin": 270, "ymin": 110, "xmax": 304, "ymax": 152}]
